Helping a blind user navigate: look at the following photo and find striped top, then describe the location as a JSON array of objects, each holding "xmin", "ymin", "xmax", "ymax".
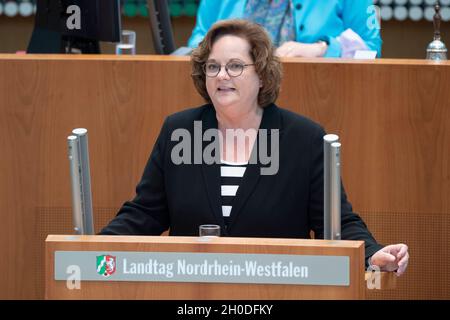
[{"xmin": 220, "ymin": 160, "xmax": 248, "ymax": 228}]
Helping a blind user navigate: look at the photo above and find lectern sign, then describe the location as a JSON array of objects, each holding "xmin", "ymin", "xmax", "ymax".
[{"xmin": 55, "ymin": 251, "xmax": 350, "ymax": 286}]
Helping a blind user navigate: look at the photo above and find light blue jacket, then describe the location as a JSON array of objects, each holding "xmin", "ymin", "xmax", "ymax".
[{"xmin": 187, "ymin": 0, "xmax": 382, "ymax": 57}]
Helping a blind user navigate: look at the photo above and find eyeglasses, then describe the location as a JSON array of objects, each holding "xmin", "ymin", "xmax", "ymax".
[{"xmin": 203, "ymin": 61, "xmax": 255, "ymax": 78}]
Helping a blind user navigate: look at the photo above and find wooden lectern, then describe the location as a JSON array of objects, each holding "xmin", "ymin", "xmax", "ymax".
[{"xmin": 45, "ymin": 235, "xmax": 372, "ymax": 300}]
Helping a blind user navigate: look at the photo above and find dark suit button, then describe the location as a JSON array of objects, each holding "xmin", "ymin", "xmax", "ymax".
[
  {"xmin": 299, "ymin": 24, "xmax": 304, "ymax": 31},
  {"xmin": 295, "ymin": 3, "xmax": 302, "ymax": 10}
]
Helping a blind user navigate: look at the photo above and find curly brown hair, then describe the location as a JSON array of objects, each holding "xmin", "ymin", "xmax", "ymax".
[{"xmin": 191, "ymin": 19, "xmax": 282, "ymax": 108}]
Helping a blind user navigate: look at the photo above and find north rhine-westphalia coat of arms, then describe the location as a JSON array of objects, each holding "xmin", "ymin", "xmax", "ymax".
[{"xmin": 96, "ymin": 255, "xmax": 116, "ymax": 277}]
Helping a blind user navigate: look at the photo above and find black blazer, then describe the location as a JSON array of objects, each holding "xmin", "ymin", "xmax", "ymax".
[{"xmin": 100, "ymin": 103, "xmax": 383, "ymax": 260}]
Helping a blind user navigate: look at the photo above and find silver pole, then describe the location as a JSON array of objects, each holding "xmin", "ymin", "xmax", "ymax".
[
  {"xmin": 330, "ymin": 142, "xmax": 341, "ymax": 240},
  {"xmin": 72, "ymin": 128, "xmax": 95, "ymax": 235},
  {"xmin": 323, "ymin": 134, "xmax": 339, "ymax": 240},
  {"xmin": 67, "ymin": 135, "xmax": 84, "ymax": 234}
]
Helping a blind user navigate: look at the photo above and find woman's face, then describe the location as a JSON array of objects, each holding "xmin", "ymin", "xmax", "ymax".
[{"xmin": 205, "ymin": 35, "xmax": 261, "ymax": 117}]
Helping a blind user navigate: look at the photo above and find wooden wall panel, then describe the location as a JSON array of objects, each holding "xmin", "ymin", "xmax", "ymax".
[
  {"xmin": 0, "ymin": 55, "xmax": 449, "ymax": 299},
  {"xmin": 278, "ymin": 60, "xmax": 450, "ymax": 215},
  {"xmin": 45, "ymin": 236, "xmax": 365, "ymax": 300},
  {"xmin": 362, "ymin": 211, "xmax": 450, "ymax": 299}
]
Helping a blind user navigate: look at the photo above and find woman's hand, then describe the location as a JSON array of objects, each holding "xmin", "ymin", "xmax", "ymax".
[
  {"xmin": 275, "ymin": 41, "xmax": 328, "ymax": 58},
  {"xmin": 370, "ymin": 244, "xmax": 409, "ymax": 276}
]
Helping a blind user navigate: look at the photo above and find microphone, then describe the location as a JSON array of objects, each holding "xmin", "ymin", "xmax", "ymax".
[{"xmin": 323, "ymin": 134, "xmax": 341, "ymax": 240}]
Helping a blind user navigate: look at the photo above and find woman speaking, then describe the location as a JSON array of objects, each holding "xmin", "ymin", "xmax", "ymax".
[{"xmin": 100, "ymin": 20, "xmax": 408, "ymax": 275}]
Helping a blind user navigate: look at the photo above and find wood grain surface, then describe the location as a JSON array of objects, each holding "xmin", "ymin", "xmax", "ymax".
[
  {"xmin": 0, "ymin": 55, "xmax": 449, "ymax": 299},
  {"xmin": 45, "ymin": 235, "xmax": 365, "ymax": 300}
]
